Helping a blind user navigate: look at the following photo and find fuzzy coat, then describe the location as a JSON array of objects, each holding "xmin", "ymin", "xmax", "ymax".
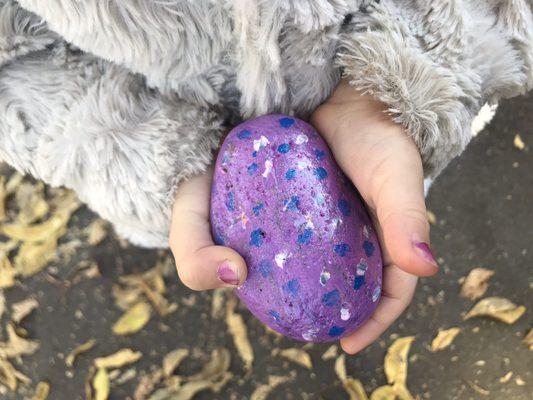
[{"xmin": 0, "ymin": 0, "xmax": 531, "ymax": 247}]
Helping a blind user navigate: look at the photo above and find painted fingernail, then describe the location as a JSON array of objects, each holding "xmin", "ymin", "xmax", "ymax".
[
  {"xmin": 217, "ymin": 260, "xmax": 240, "ymax": 286},
  {"xmin": 413, "ymin": 242, "xmax": 438, "ymax": 267}
]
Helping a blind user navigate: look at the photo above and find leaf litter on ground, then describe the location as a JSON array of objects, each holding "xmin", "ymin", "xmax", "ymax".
[
  {"xmin": 430, "ymin": 328, "xmax": 461, "ymax": 352},
  {"xmin": 463, "ymin": 297, "xmax": 526, "ymax": 324},
  {"xmin": 459, "ymin": 268, "xmax": 495, "ymax": 301},
  {"xmin": 225, "ymin": 294, "xmax": 253, "ymax": 371},
  {"xmin": 66, "ymin": 339, "xmax": 97, "ymax": 368}
]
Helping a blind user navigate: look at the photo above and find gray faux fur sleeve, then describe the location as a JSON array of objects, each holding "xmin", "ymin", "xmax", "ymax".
[
  {"xmin": 337, "ymin": 0, "xmax": 533, "ymax": 177},
  {"xmin": 0, "ymin": 0, "xmax": 531, "ymax": 248}
]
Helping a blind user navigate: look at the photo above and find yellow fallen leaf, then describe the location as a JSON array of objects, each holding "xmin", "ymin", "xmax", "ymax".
[
  {"xmin": 0, "ymin": 254, "xmax": 16, "ymax": 289},
  {"xmin": 93, "ymin": 368, "xmax": 110, "ymax": 400},
  {"xmin": 86, "ymin": 219, "xmax": 108, "ymax": 246},
  {"xmin": 0, "ymin": 357, "xmax": 18, "ymax": 391},
  {"xmin": 0, "ymin": 324, "xmax": 40, "ymax": 358},
  {"xmin": 370, "ymin": 385, "xmax": 396, "ymax": 400},
  {"xmin": 514, "ymin": 134, "xmax": 525, "ymax": 150},
  {"xmin": 94, "ymin": 349, "xmax": 142, "ymax": 369},
  {"xmin": 321, "ymin": 345, "xmax": 338, "ymax": 361},
  {"xmin": 11, "ymin": 297, "xmax": 39, "ymax": 324},
  {"xmin": 5, "ymin": 172, "xmax": 23, "ymax": 195},
  {"xmin": 251, "ymin": 375, "xmax": 293, "ymax": 400},
  {"xmin": 66, "ymin": 339, "xmax": 96, "ymax": 368},
  {"xmin": 112, "ymin": 302, "xmax": 151, "ymax": 335},
  {"xmin": 430, "ymin": 328, "xmax": 461, "ymax": 352},
  {"xmin": 187, "ymin": 348, "xmax": 231, "ymax": 383},
  {"xmin": 1, "ymin": 214, "xmax": 67, "ymax": 243},
  {"xmin": 226, "ymin": 297, "xmax": 253, "ymax": 371},
  {"xmin": 277, "ymin": 348, "xmax": 312, "ymax": 369},
  {"xmin": 427, "ymin": 210, "xmax": 437, "ymax": 225},
  {"xmin": 460, "ymin": 268, "xmax": 495, "ymax": 301},
  {"xmin": 463, "ymin": 297, "xmax": 526, "ymax": 324},
  {"xmin": 384, "ymin": 336, "xmax": 415, "ymax": 386},
  {"xmin": 499, "ymin": 371, "xmax": 513, "ymax": 383},
  {"xmin": 467, "ymin": 380, "xmax": 490, "ymax": 396},
  {"xmin": 211, "ymin": 289, "xmax": 226, "ymax": 319},
  {"xmin": 32, "ymin": 381, "xmax": 50, "ymax": 400},
  {"xmin": 15, "ymin": 182, "xmax": 49, "ymax": 225},
  {"xmin": 162, "ymin": 348, "xmax": 189, "ymax": 378},
  {"xmin": 523, "ymin": 329, "xmax": 533, "ymax": 350},
  {"xmin": 14, "ymin": 237, "xmax": 57, "ymax": 277},
  {"xmin": 334, "ymin": 355, "xmax": 369, "ymax": 400},
  {"xmin": 112, "ymin": 284, "xmax": 143, "ymax": 311}
]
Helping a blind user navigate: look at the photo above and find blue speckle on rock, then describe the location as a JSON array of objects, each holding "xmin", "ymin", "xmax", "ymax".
[
  {"xmin": 252, "ymin": 202, "xmax": 264, "ymax": 216},
  {"xmin": 259, "ymin": 260, "xmax": 272, "ymax": 278},
  {"xmin": 328, "ymin": 326, "xmax": 345, "ymax": 337},
  {"xmin": 237, "ymin": 129, "xmax": 252, "ymax": 139},
  {"xmin": 353, "ymin": 276, "xmax": 365, "ymax": 290},
  {"xmin": 363, "ymin": 240, "xmax": 375, "ymax": 257},
  {"xmin": 226, "ymin": 192, "xmax": 235, "ymax": 211},
  {"xmin": 322, "ymin": 289, "xmax": 340, "ymax": 307},
  {"xmin": 249, "ymin": 229, "xmax": 265, "ymax": 247},
  {"xmin": 314, "ymin": 167, "xmax": 328, "ymax": 180},
  {"xmin": 297, "ymin": 228, "xmax": 313, "ymax": 245},
  {"xmin": 278, "ymin": 143, "xmax": 290, "ymax": 153},
  {"xmin": 314, "ymin": 149, "xmax": 326, "ymax": 160},
  {"xmin": 214, "ymin": 231, "xmax": 225, "ymax": 246},
  {"xmin": 283, "ymin": 279, "xmax": 300, "ymax": 297},
  {"xmin": 269, "ymin": 310, "xmax": 281, "ymax": 322},
  {"xmin": 338, "ymin": 199, "xmax": 351, "ymax": 216},
  {"xmin": 334, "ymin": 243, "xmax": 351, "ymax": 257},
  {"xmin": 247, "ymin": 163, "xmax": 258, "ymax": 175},
  {"xmin": 285, "ymin": 169, "xmax": 296, "ymax": 180},
  {"xmin": 279, "ymin": 117, "xmax": 295, "ymax": 128},
  {"xmin": 284, "ymin": 196, "xmax": 300, "ymax": 211}
]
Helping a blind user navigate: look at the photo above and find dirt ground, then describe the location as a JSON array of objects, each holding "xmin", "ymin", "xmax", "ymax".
[{"xmin": 0, "ymin": 93, "xmax": 531, "ymax": 400}]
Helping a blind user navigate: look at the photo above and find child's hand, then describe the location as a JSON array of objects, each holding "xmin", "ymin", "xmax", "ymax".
[
  {"xmin": 311, "ymin": 78, "xmax": 439, "ymax": 354},
  {"xmin": 169, "ymin": 167, "xmax": 248, "ymax": 290}
]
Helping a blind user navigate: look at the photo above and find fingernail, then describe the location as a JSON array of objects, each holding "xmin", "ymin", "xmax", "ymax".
[
  {"xmin": 217, "ymin": 260, "xmax": 240, "ymax": 286},
  {"xmin": 413, "ymin": 241, "xmax": 438, "ymax": 267}
]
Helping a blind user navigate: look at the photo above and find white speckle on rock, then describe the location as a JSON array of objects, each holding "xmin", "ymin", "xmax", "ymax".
[
  {"xmin": 262, "ymin": 159, "xmax": 273, "ymax": 178},
  {"xmin": 302, "ymin": 328, "xmax": 319, "ymax": 342},
  {"xmin": 253, "ymin": 135, "xmax": 270, "ymax": 152},
  {"xmin": 275, "ymin": 252, "xmax": 289, "ymax": 268},
  {"xmin": 340, "ymin": 308, "xmax": 350, "ymax": 321},
  {"xmin": 295, "ymin": 134, "xmax": 309, "ymax": 145}
]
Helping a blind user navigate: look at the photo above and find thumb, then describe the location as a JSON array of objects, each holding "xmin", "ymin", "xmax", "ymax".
[
  {"xmin": 169, "ymin": 168, "xmax": 248, "ymax": 290},
  {"xmin": 316, "ymin": 114, "xmax": 438, "ymax": 277}
]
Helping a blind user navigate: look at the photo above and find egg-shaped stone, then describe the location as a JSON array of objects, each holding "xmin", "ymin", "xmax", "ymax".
[{"xmin": 210, "ymin": 115, "xmax": 382, "ymax": 342}]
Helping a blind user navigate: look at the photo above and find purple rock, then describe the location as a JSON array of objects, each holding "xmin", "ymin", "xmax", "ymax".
[{"xmin": 210, "ymin": 115, "xmax": 383, "ymax": 342}]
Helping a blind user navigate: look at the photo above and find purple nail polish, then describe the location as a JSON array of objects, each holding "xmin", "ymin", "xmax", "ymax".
[
  {"xmin": 413, "ymin": 242, "xmax": 438, "ymax": 266},
  {"xmin": 217, "ymin": 261, "xmax": 240, "ymax": 286}
]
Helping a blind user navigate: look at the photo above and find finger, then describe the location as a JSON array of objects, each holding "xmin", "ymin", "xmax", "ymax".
[
  {"xmin": 340, "ymin": 265, "xmax": 417, "ymax": 354},
  {"xmin": 169, "ymin": 169, "xmax": 247, "ymax": 290},
  {"xmin": 318, "ymin": 115, "xmax": 438, "ymax": 277}
]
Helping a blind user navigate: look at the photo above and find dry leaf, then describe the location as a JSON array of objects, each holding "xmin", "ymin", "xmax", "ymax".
[
  {"xmin": 32, "ymin": 381, "xmax": 50, "ymax": 400},
  {"xmin": 384, "ymin": 336, "xmax": 415, "ymax": 386},
  {"xmin": 15, "ymin": 182, "xmax": 49, "ymax": 225},
  {"xmin": 86, "ymin": 219, "xmax": 108, "ymax": 246},
  {"xmin": 466, "ymin": 380, "xmax": 490, "ymax": 396},
  {"xmin": 335, "ymin": 355, "xmax": 369, "ymax": 400},
  {"xmin": 94, "ymin": 349, "xmax": 142, "ymax": 369},
  {"xmin": 499, "ymin": 371, "xmax": 513, "ymax": 383},
  {"xmin": 427, "ymin": 210, "xmax": 437, "ymax": 225},
  {"xmin": 0, "ymin": 255, "xmax": 16, "ymax": 289},
  {"xmin": 93, "ymin": 368, "xmax": 110, "ymax": 400},
  {"xmin": 370, "ymin": 386, "xmax": 396, "ymax": 400},
  {"xmin": 250, "ymin": 375, "xmax": 293, "ymax": 400},
  {"xmin": 460, "ymin": 268, "xmax": 495, "ymax": 301},
  {"xmin": 463, "ymin": 297, "xmax": 526, "ymax": 324},
  {"xmin": 14, "ymin": 237, "xmax": 57, "ymax": 277},
  {"xmin": 276, "ymin": 348, "xmax": 312, "ymax": 369},
  {"xmin": 322, "ymin": 345, "xmax": 338, "ymax": 361},
  {"xmin": 134, "ymin": 370, "xmax": 163, "ymax": 400},
  {"xmin": 515, "ymin": 376, "xmax": 525, "ymax": 386},
  {"xmin": 0, "ymin": 291, "xmax": 5, "ymax": 320},
  {"xmin": 112, "ymin": 285, "xmax": 143, "ymax": 311},
  {"xmin": 226, "ymin": 297, "xmax": 253, "ymax": 371},
  {"xmin": 430, "ymin": 328, "xmax": 461, "ymax": 352},
  {"xmin": 0, "ymin": 324, "xmax": 39, "ymax": 358},
  {"xmin": 162, "ymin": 349, "xmax": 189, "ymax": 378},
  {"xmin": 187, "ymin": 348, "xmax": 231, "ymax": 383},
  {"xmin": 66, "ymin": 339, "xmax": 96, "ymax": 368},
  {"xmin": 211, "ymin": 289, "xmax": 226, "ymax": 319},
  {"xmin": 11, "ymin": 297, "xmax": 39, "ymax": 324},
  {"xmin": 5, "ymin": 173, "xmax": 23, "ymax": 194},
  {"xmin": 523, "ymin": 329, "xmax": 533, "ymax": 350},
  {"xmin": 0, "ymin": 358, "xmax": 18, "ymax": 391},
  {"xmin": 112, "ymin": 302, "xmax": 151, "ymax": 335},
  {"xmin": 1, "ymin": 214, "xmax": 67, "ymax": 243},
  {"xmin": 335, "ymin": 354, "xmax": 348, "ymax": 381},
  {"xmin": 514, "ymin": 134, "xmax": 525, "ymax": 150}
]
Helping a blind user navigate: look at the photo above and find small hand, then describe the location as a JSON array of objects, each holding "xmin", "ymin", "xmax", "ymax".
[
  {"xmin": 311, "ymin": 78, "xmax": 439, "ymax": 354},
  {"xmin": 169, "ymin": 167, "xmax": 247, "ymax": 290}
]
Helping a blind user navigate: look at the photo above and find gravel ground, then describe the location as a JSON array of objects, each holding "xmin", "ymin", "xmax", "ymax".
[{"xmin": 0, "ymin": 93, "xmax": 531, "ymax": 400}]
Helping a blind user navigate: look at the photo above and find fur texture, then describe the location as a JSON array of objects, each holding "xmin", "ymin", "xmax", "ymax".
[{"xmin": 0, "ymin": 0, "xmax": 531, "ymax": 247}]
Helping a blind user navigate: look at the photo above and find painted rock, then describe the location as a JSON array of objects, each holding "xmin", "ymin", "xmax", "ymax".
[{"xmin": 210, "ymin": 115, "xmax": 382, "ymax": 342}]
